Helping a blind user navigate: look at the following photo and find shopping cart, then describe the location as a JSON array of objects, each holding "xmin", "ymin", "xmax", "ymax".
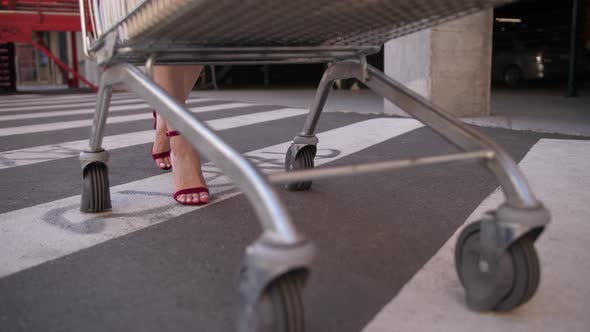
[{"xmin": 78, "ymin": 0, "xmax": 550, "ymax": 330}]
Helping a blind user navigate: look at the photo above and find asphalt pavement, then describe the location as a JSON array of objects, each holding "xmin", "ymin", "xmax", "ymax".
[{"xmin": 0, "ymin": 92, "xmax": 588, "ymax": 331}]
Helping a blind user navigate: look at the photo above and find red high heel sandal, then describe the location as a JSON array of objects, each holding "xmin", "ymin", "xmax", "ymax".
[
  {"xmin": 167, "ymin": 130, "xmax": 210, "ymax": 206},
  {"xmin": 152, "ymin": 111, "xmax": 172, "ymax": 170}
]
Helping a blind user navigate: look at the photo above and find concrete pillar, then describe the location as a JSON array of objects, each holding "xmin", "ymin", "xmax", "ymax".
[{"xmin": 384, "ymin": 10, "xmax": 494, "ymax": 117}]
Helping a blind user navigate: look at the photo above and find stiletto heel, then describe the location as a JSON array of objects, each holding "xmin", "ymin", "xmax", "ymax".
[
  {"xmin": 167, "ymin": 130, "xmax": 209, "ymax": 206},
  {"xmin": 152, "ymin": 111, "xmax": 172, "ymax": 170}
]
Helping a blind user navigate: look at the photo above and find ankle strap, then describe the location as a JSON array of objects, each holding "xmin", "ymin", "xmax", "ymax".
[{"xmin": 166, "ymin": 130, "xmax": 180, "ymax": 137}]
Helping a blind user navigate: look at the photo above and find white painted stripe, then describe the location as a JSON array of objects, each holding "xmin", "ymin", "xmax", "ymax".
[
  {"xmin": 0, "ymin": 108, "xmax": 308, "ymax": 169},
  {"xmin": 0, "ymin": 98, "xmax": 144, "ymax": 113},
  {"xmin": 0, "ymin": 93, "xmax": 131, "ymax": 107},
  {"xmin": 0, "ymin": 94, "xmax": 43, "ymax": 102},
  {"xmin": 363, "ymin": 139, "xmax": 590, "ymax": 332},
  {"xmin": 0, "ymin": 98, "xmax": 214, "ymax": 121},
  {"xmin": 0, "ymin": 93, "xmax": 43, "ymax": 98},
  {"xmin": 207, "ymin": 108, "xmax": 305, "ymax": 131},
  {"xmin": 0, "ymin": 96, "xmax": 138, "ymax": 110},
  {"xmin": 0, "ymin": 92, "xmax": 132, "ymax": 102},
  {"xmin": 0, "ymin": 118, "xmax": 423, "ymax": 277},
  {"xmin": 0, "ymin": 102, "xmax": 252, "ymax": 137},
  {"xmin": 0, "ymin": 95, "xmax": 206, "ymax": 113}
]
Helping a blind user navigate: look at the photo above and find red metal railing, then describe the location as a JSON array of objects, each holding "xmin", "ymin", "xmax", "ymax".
[
  {"xmin": 0, "ymin": 0, "xmax": 98, "ymax": 91},
  {"xmin": 0, "ymin": 0, "xmax": 83, "ymax": 42},
  {"xmin": 1, "ymin": 0, "xmax": 79, "ymax": 12}
]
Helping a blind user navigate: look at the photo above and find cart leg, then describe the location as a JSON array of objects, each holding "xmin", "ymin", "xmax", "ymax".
[
  {"xmin": 80, "ymin": 70, "xmax": 113, "ymax": 212},
  {"xmin": 300, "ymin": 64, "xmax": 338, "ymax": 137},
  {"xmin": 93, "ymin": 63, "xmax": 314, "ymax": 331},
  {"xmin": 360, "ymin": 61, "xmax": 548, "ymax": 210},
  {"xmin": 324, "ymin": 59, "xmax": 549, "ymax": 311},
  {"xmin": 285, "ymin": 63, "xmax": 356, "ymax": 191}
]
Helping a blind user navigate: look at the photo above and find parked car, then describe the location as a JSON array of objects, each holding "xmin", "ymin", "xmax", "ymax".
[
  {"xmin": 491, "ymin": 25, "xmax": 586, "ymax": 87},
  {"xmin": 491, "ymin": 41, "xmax": 545, "ymax": 87}
]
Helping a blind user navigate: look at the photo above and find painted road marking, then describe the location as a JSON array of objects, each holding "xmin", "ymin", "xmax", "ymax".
[
  {"xmin": 0, "ymin": 118, "xmax": 423, "ymax": 278},
  {"xmin": 363, "ymin": 139, "xmax": 590, "ymax": 332},
  {"xmin": 0, "ymin": 97, "xmax": 146, "ymax": 113},
  {"xmin": 0, "ymin": 98, "xmax": 212, "ymax": 117},
  {"xmin": 0, "ymin": 108, "xmax": 308, "ymax": 169},
  {"xmin": 0, "ymin": 102, "xmax": 253, "ymax": 137},
  {"xmin": 0, "ymin": 93, "xmax": 133, "ymax": 108}
]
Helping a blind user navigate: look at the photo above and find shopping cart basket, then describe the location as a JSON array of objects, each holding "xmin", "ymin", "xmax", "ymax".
[{"xmin": 78, "ymin": 0, "xmax": 550, "ymax": 331}]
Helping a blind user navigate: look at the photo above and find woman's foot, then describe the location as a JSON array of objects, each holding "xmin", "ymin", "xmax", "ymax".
[
  {"xmin": 170, "ymin": 134, "xmax": 209, "ymax": 204},
  {"xmin": 152, "ymin": 113, "xmax": 172, "ymax": 170}
]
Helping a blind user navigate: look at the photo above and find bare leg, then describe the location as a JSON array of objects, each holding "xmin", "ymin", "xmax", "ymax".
[
  {"xmin": 151, "ymin": 66, "xmax": 181, "ymax": 170},
  {"xmin": 153, "ymin": 65, "xmax": 209, "ymax": 204}
]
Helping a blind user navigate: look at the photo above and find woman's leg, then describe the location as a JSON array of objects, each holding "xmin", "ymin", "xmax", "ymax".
[
  {"xmin": 153, "ymin": 65, "xmax": 208, "ymax": 204},
  {"xmin": 152, "ymin": 65, "xmax": 194, "ymax": 170}
]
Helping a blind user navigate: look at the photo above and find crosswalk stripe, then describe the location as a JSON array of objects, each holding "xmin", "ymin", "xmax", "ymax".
[
  {"xmin": 362, "ymin": 139, "xmax": 590, "ymax": 332},
  {"xmin": 0, "ymin": 108, "xmax": 309, "ymax": 169},
  {"xmin": 0, "ymin": 95, "xmax": 185, "ymax": 113},
  {"xmin": 0, "ymin": 92, "xmax": 130, "ymax": 101},
  {"xmin": 0, "ymin": 91, "xmax": 120, "ymax": 100},
  {"xmin": 0, "ymin": 118, "xmax": 423, "ymax": 278},
  {"xmin": 0, "ymin": 102, "xmax": 253, "ymax": 137},
  {"xmin": 0, "ymin": 98, "xmax": 214, "ymax": 121},
  {"xmin": 0, "ymin": 94, "xmax": 44, "ymax": 103},
  {"xmin": 0, "ymin": 96, "xmax": 41, "ymax": 104},
  {"xmin": 0, "ymin": 93, "xmax": 131, "ymax": 109},
  {"xmin": 0, "ymin": 97, "xmax": 145, "ymax": 113}
]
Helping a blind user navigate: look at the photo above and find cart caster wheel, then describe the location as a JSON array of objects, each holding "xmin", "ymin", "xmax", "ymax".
[
  {"xmin": 455, "ymin": 221, "xmax": 540, "ymax": 312},
  {"xmin": 81, "ymin": 162, "xmax": 112, "ymax": 213},
  {"xmin": 256, "ymin": 272, "xmax": 305, "ymax": 332},
  {"xmin": 284, "ymin": 146, "xmax": 315, "ymax": 191}
]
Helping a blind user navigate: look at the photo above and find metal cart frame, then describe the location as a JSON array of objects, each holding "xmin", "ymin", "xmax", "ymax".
[{"xmin": 78, "ymin": 1, "xmax": 550, "ymax": 330}]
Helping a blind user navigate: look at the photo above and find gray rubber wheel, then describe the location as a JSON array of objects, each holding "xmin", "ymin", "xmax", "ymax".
[
  {"xmin": 256, "ymin": 272, "xmax": 305, "ymax": 332},
  {"xmin": 455, "ymin": 221, "xmax": 540, "ymax": 312},
  {"xmin": 81, "ymin": 162, "xmax": 111, "ymax": 213},
  {"xmin": 284, "ymin": 147, "xmax": 314, "ymax": 191}
]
